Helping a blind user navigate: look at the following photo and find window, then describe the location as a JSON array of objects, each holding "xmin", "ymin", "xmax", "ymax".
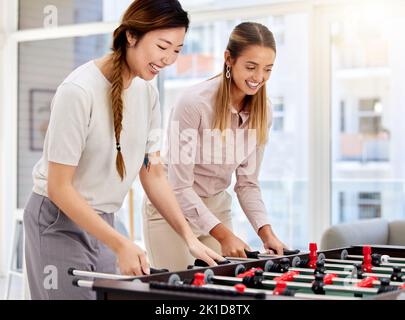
[
  {"xmin": 331, "ymin": 3, "xmax": 405, "ymax": 225},
  {"xmin": 272, "ymin": 15, "xmax": 286, "ymax": 46},
  {"xmin": 164, "ymin": 24, "xmax": 215, "ymax": 82},
  {"xmin": 335, "ymin": 191, "xmax": 382, "ymax": 223},
  {"xmin": 358, "ymin": 98, "xmax": 382, "ymax": 135},
  {"xmin": 271, "ymin": 97, "xmax": 285, "ymax": 132},
  {"xmin": 358, "ymin": 192, "xmax": 381, "ymax": 219},
  {"xmin": 338, "ymin": 192, "xmax": 345, "ymax": 222},
  {"xmin": 340, "ymin": 100, "xmax": 345, "ymax": 132}
]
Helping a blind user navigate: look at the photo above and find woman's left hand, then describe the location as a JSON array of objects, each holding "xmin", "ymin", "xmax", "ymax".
[{"xmin": 258, "ymin": 224, "xmax": 288, "ymax": 255}]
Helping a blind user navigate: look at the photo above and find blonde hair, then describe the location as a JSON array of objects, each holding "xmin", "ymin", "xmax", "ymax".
[
  {"xmin": 213, "ymin": 22, "xmax": 276, "ymax": 145},
  {"xmin": 110, "ymin": 0, "xmax": 189, "ymax": 180}
]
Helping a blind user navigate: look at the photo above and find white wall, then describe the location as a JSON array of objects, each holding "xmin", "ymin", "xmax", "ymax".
[
  {"xmin": 0, "ymin": 0, "xmax": 16, "ymax": 276},
  {"xmin": 0, "ymin": 0, "xmax": 6, "ymax": 275}
]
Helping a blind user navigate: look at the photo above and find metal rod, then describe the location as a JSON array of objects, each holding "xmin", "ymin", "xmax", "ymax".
[
  {"xmin": 75, "ymin": 280, "xmax": 94, "ymax": 288},
  {"xmin": 202, "ymin": 283, "xmax": 360, "ymax": 300},
  {"xmin": 69, "ymin": 268, "xmax": 135, "ymax": 280},
  {"xmin": 324, "ymin": 263, "xmax": 405, "ymax": 273},
  {"xmin": 224, "ymin": 257, "xmax": 258, "ymax": 262},
  {"xmin": 261, "ymin": 270, "xmax": 403, "ymax": 287},
  {"xmin": 289, "ymin": 266, "xmax": 404, "ymax": 280},
  {"xmin": 325, "ymin": 258, "xmax": 404, "ymax": 268},
  {"xmin": 210, "ymin": 275, "xmax": 379, "ymax": 294},
  {"xmin": 347, "ymin": 254, "xmax": 405, "ymax": 263}
]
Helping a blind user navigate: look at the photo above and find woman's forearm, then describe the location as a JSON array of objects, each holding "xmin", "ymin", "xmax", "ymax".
[
  {"xmin": 140, "ymin": 165, "xmax": 195, "ymax": 243},
  {"xmin": 48, "ymin": 183, "xmax": 127, "ymax": 253}
]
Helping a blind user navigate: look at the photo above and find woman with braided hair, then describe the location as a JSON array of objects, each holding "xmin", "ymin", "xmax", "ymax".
[{"xmin": 23, "ymin": 0, "xmax": 223, "ymax": 300}]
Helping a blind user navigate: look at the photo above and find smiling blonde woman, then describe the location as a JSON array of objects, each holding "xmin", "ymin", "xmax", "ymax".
[{"xmin": 143, "ymin": 22, "xmax": 288, "ymax": 272}]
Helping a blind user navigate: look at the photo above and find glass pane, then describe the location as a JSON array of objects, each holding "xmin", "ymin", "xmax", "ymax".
[
  {"xmin": 160, "ymin": 12, "xmax": 309, "ymax": 250},
  {"xmin": 17, "ymin": 34, "xmax": 111, "ymax": 209},
  {"xmin": 18, "ymin": 0, "xmax": 133, "ymax": 29},
  {"xmin": 331, "ymin": 4, "xmax": 405, "ymax": 224}
]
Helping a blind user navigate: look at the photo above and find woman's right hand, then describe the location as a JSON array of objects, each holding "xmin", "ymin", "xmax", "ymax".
[
  {"xmin": 219, "ymin": 234, "xmax": 251, "ymax": 258},
  {"xmin": 210, "ymin": 223, "xmax": 251, "ymax": 258},
  {"xmin": 115, "ymin": 239, "xmax": 150, "ymax": 276}
]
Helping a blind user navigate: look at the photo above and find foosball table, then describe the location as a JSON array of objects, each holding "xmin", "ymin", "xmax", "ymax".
[{"xmin": 70, "ymin": 244, "xmax": 405, "ymax": 300}]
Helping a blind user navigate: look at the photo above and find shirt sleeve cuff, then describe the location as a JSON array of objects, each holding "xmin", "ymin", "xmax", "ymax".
[
  {"xmin": 184, "ymin": 206, "xmax": 221, "ymax": 236},
  {"xmin": 252, "ymin": 219, "xmax": 271, "ymax": 234}
]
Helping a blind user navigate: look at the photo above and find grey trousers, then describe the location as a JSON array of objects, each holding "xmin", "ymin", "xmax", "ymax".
[{"xmin": 23, "ymin": 192, "xmax": 116, "ymax": 300}]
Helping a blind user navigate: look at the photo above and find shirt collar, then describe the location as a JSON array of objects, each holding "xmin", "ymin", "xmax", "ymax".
[{"xmin": 230, "ymin": 106, "xmax": 250, "ymax": 126}]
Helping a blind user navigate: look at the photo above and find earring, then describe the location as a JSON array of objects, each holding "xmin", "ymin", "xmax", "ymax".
[{"xmin": 226, "ymin": 65, "xmax": 231, "ymax": 79}]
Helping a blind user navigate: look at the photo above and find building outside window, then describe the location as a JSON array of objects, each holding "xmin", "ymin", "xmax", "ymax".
[
  {"xmin": 271, "ymin": 97, "xmax": 285, "ymax": 132},
  {"xmin": 358, "ymin": 192, "xmax": 382, "ymax": 219}
]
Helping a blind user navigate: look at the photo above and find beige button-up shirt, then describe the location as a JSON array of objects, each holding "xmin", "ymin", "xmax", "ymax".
[{"xmin": 163, "ymin": 76, "xmax": 271, "ymax": 235}]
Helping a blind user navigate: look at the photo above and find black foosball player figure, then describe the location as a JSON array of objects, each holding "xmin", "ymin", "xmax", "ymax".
[
  {"xmin": 371, "ymin": 253, "xmax": 382, "ymax": 267},
  {"xmin": 311, "ymin": 273, "xmax": 325, "ymax": 295},
  {"xmin": 265, "ymin": 257, "xmax": 291, "ymax": 273},
  {"xmin": 390, "ymin": 266, "xmax": 403, "ymax": 282},
  {"xmin": 242, "ymin": 269, "xmax": 265, "ymax": 289},
  {"xmin": 191, "ymin": 258, "xmax": 231, "ymax": 268},
  {"xmin": 314, "ymin": 260, "xmax": 326, "ymax": 275},
  {"xmin": 354, "ymin": 263, "xmax": 364, "ymax": 279},
  {"xmin": 377, "ymin": 278, "xmax": 399, "ymax": 294},
  {"xmin": 279, "ymin": 258, "xmax": 291, "ymax": 273}
]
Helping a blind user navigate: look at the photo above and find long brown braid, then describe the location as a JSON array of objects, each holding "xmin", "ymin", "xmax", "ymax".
[{"xmin": 110, "ymin": 45, "xmax": 126, "ymax": 179}]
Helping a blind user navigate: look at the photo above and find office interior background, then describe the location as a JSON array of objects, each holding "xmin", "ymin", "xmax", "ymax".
[{"xmin": 1, "ymin": 0, "xmax": 405, "ymax": 299}]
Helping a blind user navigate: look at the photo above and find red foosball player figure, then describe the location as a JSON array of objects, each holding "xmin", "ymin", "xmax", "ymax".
[
  {"xmin": 357, "ymin": 276, "xmax": 377, "ymax": 288},
  {"xmin": 308, "ymin": 243, "xmax": 318, "ymax": 269},
  {"xmin": 234, "ymin": 284, "xmax": 246, "ymax": 294},
  {"xmin": 274, "ymin": 271, "xmax": 299, "ymax": 282},
  {"xmin": 324, "ymin": 273, "xmax": 337, "ymax": 285},
  {"xmin": 273, "ymin": 281, "xmax": 287, "ymax": 295},
  {"xmin": 362, "ymin": 245, "xmax": 373, "ymax": 273},
  {"xmin": 192, "ymin": 273, "xmax": 205, "ymax": 287}
]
